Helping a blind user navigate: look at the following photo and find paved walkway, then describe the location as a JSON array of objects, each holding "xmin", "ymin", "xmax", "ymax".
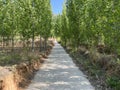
[{"xmin": 26, "ymin": 42, "xmax": 95, "ymax": 90}]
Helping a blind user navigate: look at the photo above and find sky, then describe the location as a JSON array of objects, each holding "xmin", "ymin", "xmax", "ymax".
[{"xmin": 50, "ymin": 0, "xmax": 65, "ymax": 15}]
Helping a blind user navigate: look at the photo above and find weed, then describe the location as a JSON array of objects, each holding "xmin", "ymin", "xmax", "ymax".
[{"xmin": 106, "ymin": 76, "xmax": 120, "ymax": 90}]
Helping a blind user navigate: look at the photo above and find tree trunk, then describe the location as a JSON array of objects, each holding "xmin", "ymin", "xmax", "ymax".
[
  {"xmin": 44, "ymin": 37, "xmax": 47, "ymax": 51},
  {"xmin": 11, "ymin": 36, "xmax": 14, "ymax": 52},
  {"xmin": 39, "ymin": 36, "xmax": 42, "ymax": 52},
  {"xmin": 64, "ymin": 37, "xmax": 67, "ymax": 48},
  {"xmin": 2, "ymin": 36, "xmax": 4, "ymax": 49},
  {"xmin": 32, "ymin": 31, "xmax": 34, "ymax": 52}
]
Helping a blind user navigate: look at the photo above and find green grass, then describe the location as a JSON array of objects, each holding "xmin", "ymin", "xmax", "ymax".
[
  {"xmin": 0, "ymin": 51, "xmax": 40, "ymax": 66},
  {"xmin": 106, "ymin": 76, "xmax": 120, "ymax": 90}
]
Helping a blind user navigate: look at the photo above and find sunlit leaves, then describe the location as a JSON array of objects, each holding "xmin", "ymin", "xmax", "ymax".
[
  {"xmin": 0, "ymin": 0, "xmax": 52, "ymax": 49},
  {"xmin": 57, "ymin": 0, "xmax": 120, "ymax": 54}
]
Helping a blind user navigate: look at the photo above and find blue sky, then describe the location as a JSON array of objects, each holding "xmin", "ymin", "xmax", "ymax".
[{"xmin": 50, "ymin": 0, "xmax": 65, "ymax": 14}]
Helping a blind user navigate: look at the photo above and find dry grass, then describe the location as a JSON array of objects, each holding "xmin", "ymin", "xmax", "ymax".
[{"xmin": 65, "ymin": 45, "xmax": 120, "ymax": 90}]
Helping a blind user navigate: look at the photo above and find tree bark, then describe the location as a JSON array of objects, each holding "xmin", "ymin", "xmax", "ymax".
[
  {"xmin": 32, "ymin": 31, "xmax": 35, "ymax": 52},
  {"xmin": 11, "ymin": 36, "xmax": 14, "ymax": 52},
  {"xmin": 39, "ymin": 35, "xmax": 42, "ymax": 52}
]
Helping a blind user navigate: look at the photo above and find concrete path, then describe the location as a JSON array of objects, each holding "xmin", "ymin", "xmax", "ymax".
[{"xmin": 26, "ymin": 42, "xmax": 95, "ymax": 90}]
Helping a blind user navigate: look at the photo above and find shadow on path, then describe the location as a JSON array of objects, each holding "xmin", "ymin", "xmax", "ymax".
[{"xmin": 26, "ymin": 42, "xmax": 95, "ymax": 90}]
